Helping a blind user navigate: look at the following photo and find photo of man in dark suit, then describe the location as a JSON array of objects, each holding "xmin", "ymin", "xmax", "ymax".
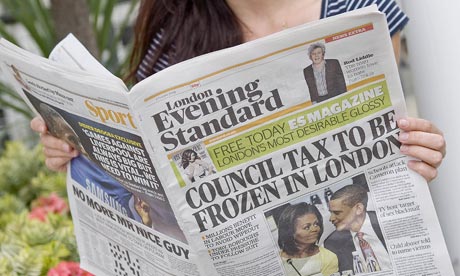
[
  {"xmin": 303, "ymin": 42, "xmax": 347, "ymax": 104},
  {"xmin": 324, "ymin": 184, "xmax": 391, "ymax": 273}
]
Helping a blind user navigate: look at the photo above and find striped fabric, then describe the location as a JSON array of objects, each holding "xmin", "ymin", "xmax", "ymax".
[
  {"xmin": 321, "ymin": 0, "xmax": 409, "ymax": 35},
  {"xmin": 136, "ymin": 0, "xmax": 408, "ymax": 81},
  {"xmin": 136, "ymin": 29, "xmax": 170, "ymax": 81}
]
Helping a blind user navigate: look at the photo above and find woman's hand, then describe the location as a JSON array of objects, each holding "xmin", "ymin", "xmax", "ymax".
[
  {"xmin": 30, "ymin": 116, "xmax": 79, "ymax": 172},
  {"xmin": 398, "ymin": 117, "xmax": 446, "ymax": 182}
]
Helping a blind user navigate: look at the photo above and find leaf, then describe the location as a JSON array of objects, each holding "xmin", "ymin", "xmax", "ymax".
[
  {"xmin": 0, "ymin": 194, "xmax": 26, "ymax": 214},
  {"xmin": 0, "ymin": 142, "xmax": 45, "ymax": 202},
  {"xmin": 0, "ymin": 257, "xmax": 13, "ymax": 276},
  {"xmin": 0, "ymin": 83, "xmax": 34, "ymax": 118},
  {"xmin": 97, "ymin": 0, "xmax": 117, "ymax": 54},
  {"xmin": 21, "ymin": 220, "xmax": 55, "ymax": 246},
  {"xmin": 11, "ymin": 249, "xmax": 42, "ymax": 276}
]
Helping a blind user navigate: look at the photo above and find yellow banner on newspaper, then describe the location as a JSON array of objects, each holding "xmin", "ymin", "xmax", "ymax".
[{"xmin": 208, "ymin": 81, "xmax": 391, "ymax": 171}]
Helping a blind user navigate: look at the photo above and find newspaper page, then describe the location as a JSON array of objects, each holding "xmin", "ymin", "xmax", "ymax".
[
  {"xmin": 128, "ymin": 6, "xmax": 455, "ymax": 276},
  {"xmin": 0, "ymin": 38, "xmax": 196, "ymax": 275}
]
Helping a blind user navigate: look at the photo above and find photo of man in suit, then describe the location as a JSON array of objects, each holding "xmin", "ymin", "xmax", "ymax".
[
  {"xmin": 303, "ymin": 42, "xmax": 347, "ymax": 104},
  {"xmin": 324, "ymin": 184, "xmax": 391, "ymax": 273}
]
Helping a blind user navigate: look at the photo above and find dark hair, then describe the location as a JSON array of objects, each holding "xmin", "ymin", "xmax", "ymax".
[
  {"xmin": 127, "ymin": 0, "xmax": 244, "ymax": 82},
  {"xmin": 330, "ymin": 184, "xmax": 368, "ymax": 209},
  {"xmin": 277, "ymin": 203, "xmax": 323, "ymax": 256},
  {"xmin": 181, "ymin": 149, "xmax": 199, "ymax": 169}
]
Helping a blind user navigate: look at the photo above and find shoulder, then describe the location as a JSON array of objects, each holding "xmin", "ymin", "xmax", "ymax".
[
  {"xmin": 319, "ymin": 247, "xmax": 339, "ymax": 273},
  {"xmin": 280, "ymin": 250, "xmax": 292, "ymax": 259},
  {"xmin": 322, "ymin": 0, "xmax": 409, "ymax": 36},
  {"xmin": 326, "ymin": 59, "xmax": 341, "ymax": 66},
  {"xmin": 303, "ymin": 64, "xmax": 313, "ymax": 73},
  {"xmin": 324, "ymin": 230, "xmax": 352, "ymax": 246},
  {"xmin": 325, "ymin": 229, "xmax": 349, "ymax": 240},
  {"xmin": 319, "ymin": 247, "xmax": 338, "ymax": 259},
  {"xmin": 323, "ymin": 0, "xmax": 402, "ymax": 14}
]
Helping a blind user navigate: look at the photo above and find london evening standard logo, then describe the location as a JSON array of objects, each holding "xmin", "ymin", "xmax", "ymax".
[{"xmin": 151, "ymin": 79, "xmax": 285, "ymax": 151}]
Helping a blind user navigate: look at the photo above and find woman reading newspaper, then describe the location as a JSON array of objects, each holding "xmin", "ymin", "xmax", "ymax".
[
  {"xmin": 31, "ymin": 0, "xmax": 446, "ymax": 183},
  {"xmin": 31, "ymin": 0, "xmax": 445, "ymax": 217}
]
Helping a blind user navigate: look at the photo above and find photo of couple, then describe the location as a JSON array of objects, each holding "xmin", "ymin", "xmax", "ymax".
[{"xmin": 266, "ymin": 173, "xmax": 389, "ymax": 276}]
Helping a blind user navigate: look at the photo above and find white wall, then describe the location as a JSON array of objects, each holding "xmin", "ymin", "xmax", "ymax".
[{"xmin": 401, "ymin": 1, "xmax": 460, "ymax": 274}]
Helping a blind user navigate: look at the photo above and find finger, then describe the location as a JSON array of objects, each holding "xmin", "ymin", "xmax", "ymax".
[
  {"xmin": 400, "ymin": 144, "xmax": 444, "ymax": 168},
  {"xmin": 407, "ymin": 160, "xmax": 438, "ymax": 183},
  {"xmin": 40, "ymin": 133, "xmax": 76, "ymax": 154},
  {"xmin": 45, "ymin": 157, "xmax": 70, "ymax": 172},
  {"xmin": 43, "ymin": 147, "xmax": 78, "ymax": 159},
  {"xmin": 398, "ymin": 131, "xmax": 446, "ymax": 157},
  {"xmin": 30, "ymin": 116, "xmax": 47, "ymax": 133},
  {"xmin": 398, "ymin": 117, "xmax": 443, "ymax": 135}
]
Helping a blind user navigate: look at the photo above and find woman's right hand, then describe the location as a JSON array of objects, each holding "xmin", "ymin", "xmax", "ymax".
[{"xmin": 30, "ymin": 116, "xmax": 79, "ymax": 172}]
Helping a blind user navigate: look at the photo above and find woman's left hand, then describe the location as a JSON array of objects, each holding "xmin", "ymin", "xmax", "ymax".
[{"xmin": 398, "ymin": 117, "xmax": 446, "ymax": 182}]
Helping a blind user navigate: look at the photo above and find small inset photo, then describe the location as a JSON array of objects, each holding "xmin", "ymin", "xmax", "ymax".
[
  {"xmin": 172, "ymin": 143, "xmax": 216, "ymax": 184},
  {"xmin": 303, "ymin": 41, "xmax": 347, "ymax": 104}
]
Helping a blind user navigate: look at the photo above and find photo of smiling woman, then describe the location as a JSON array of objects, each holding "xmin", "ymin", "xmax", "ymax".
[
  {"xmin": 181, "ymin": 149, "xmax": 215, "ymax": 183},
  {"xmin": 278, "ymin": 203, "xmax": 338, "ymax": 276}
]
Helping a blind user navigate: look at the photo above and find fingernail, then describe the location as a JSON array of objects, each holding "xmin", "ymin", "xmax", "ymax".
[
  {"xmin": 398, "ymin": 119, "xmax": 409, "ymax": 128},
  {"xmin": 62, "ymin": 144, "xmax": 71, "ymax": 152},
  {"xmin": 406, "ymin": 160, "xmax": 418, "ymax": 172},
  {"xmin": 399, "ymin": 132, "xmax": 409, "ymax": 141}
]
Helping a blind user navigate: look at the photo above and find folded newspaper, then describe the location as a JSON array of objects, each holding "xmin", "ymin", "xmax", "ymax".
[{"xmin": 0, "ymin": 6, "xmax": 454, "ymax": 276}]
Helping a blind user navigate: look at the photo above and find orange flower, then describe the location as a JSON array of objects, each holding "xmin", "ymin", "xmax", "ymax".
[
  {"xmin": 47, "ymin": 261, "xmax": 94, "ymax": 276},
  {"xmin": 29, "ymin": 193, "xmax": 68, "ymax": 221}
]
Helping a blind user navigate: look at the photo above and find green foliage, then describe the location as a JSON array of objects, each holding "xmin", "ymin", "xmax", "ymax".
[
  {"xmin": 0, "ymin": 141, "xmax": 67, "ymax": 205},
  {"xmin": 11, "ymin": 250, "xmax": 43, "ymax": 276},
  {"xmin": 0, "ymin": 194, "xmax": 26, "ymax": 229},
  {"xmin": 0, "ymin": 82, "xmax": 33, "ymax": 119},
  {"xmin": 29, "ymin": 171, "xmax": 67, "ymax": 200},
  {"xmin": 0, "ymin": 0, "xmax": 55, "ymax": 56},
  {"xmin": 0, "ymin": 193, "xmax": 26, "ymax": 214},
  {"xmin": 0, "ymin": 140, "xmax": 78, "ymax": 275},
  {"xmin": 0, "ymin": 213, "xmax": 77, "ymax": 276},
  {"xmin": 0, "ymin": 257, "xmax": 14, "ymax": 276},
  {"xmin": 88, "ymin": 0, "xmax": 139, "ymax": 75},
  {"xmin": 0, "ymin": 141, "xmax": 44, "ymax": 185}
]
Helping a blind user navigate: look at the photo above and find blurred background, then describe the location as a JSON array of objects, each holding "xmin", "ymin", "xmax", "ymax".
[
  {"xmin": 0, "ymin": 0, "xmax": 458, "ymax": 275},
  {"xmin": 399, "ymin": 2, "xmax": 460, "ymax": 275}
]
